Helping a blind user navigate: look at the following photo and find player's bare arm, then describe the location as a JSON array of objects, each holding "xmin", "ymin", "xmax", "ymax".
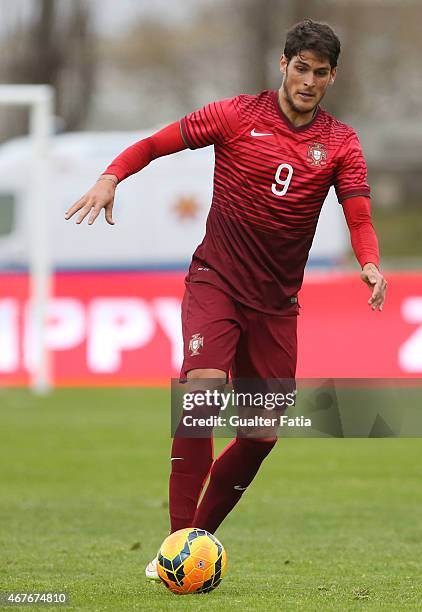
[{"xmin": 65, "ymin": 174, "xmax": 117, "ymax": 225}]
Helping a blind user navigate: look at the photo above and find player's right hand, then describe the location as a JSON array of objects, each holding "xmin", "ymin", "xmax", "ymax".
[{"xmin": 65, "ymin": 175, "xmax": 117, "ymax": 226}]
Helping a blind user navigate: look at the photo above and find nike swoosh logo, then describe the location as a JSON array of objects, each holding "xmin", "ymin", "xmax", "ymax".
[
  {"xmin": 234, "ymin": 485, "xmax": 247, "ymax": 491},
  {"xmin": 251, "ymin": 128, "xmax": 274, "ymax": 137},
  {"xmin": 171, "ymin": 457, "xmax": 184, "ymax": 461}
]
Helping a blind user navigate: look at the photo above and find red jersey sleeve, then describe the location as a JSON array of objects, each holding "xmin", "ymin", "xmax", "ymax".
[
  {"xmin": 103, "ymin": 121, "xmax": 186, "ymax": 183},
  {"xmin": 334, "ymin": 129, "xmax": 371, "ymax": 202},
  {"xmin": 180, "ymin": 97, "xmax": 241, "ymax": 149},
  {"xmin": 342, "ymin": 196, "xmax": 380, "ymax": 268}
]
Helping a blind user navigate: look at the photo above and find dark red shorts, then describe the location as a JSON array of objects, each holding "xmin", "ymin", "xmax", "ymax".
[{"xmin": 180, "ymin": 280, "xmax": 297, "ymax": 380}]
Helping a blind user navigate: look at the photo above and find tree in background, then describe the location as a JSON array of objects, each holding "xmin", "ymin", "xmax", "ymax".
[
  {"xmin": 238, "ymin": 0, "xmax": 320, "ymax": 93},
  {"xmin": 238, "ymin": 0, "xmax": 282, "ymax": 93},
  {"xmin": 0, "ymin": 0, "xmax": 95, "ymax": 141}
]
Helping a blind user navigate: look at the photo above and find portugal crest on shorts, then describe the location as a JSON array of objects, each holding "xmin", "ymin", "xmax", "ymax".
[
  {"xmin": 307, "ymin": 142, "xmax": 328, "ymax": 166},
  {"xmin": 189, "ymin": 333, "xmax": 204, "ymax": 356}
]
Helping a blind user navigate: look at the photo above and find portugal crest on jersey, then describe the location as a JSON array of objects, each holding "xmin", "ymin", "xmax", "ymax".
[
  {"xmin": 189, "ymin": 333, "xmax": 204, "ymax": 356},
  {"xmin": 307, "ymin": 142, "xmax": 328, "ymax": 166}
]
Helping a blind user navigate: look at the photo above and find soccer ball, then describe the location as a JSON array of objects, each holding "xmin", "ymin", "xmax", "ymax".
[{"xmin": 157, "ymin": 527, "xmax": 227, "ymax": 595}]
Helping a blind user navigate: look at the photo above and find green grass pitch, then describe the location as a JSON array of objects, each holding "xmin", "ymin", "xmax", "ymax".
[{"xmin": 1, "ymin": 388, "xmax": 422, "ymax": 611}]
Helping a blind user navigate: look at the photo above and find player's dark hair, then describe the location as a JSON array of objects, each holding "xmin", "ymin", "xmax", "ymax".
[{"xmin": 284, "ymin": 19, "xmax": 341, "ymax": 68}]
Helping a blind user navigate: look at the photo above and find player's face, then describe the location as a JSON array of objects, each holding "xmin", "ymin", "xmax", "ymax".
[{"xmin": 280, "ymin": 51, "xmax": 336, "ymax": 115}]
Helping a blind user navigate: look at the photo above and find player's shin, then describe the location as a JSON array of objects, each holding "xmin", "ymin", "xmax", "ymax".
[
  {"xmin": 192, "ymin": 437, "xmax": 277, "ymax": 534},
  {"xmin": 169, "ymin": 437, "xmax": 213, "ymax": 532},
  {"xmin": 169, "ymin": 390, "xmax": 221, "ymax": 532}
]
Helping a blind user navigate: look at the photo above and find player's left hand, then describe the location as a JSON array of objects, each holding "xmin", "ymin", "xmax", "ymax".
[{"xmin": 360, "ymin": 263, "xmax": 387, "ymax": 311}]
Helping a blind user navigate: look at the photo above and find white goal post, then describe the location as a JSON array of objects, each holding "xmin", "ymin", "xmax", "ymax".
[{"xmin": 0, "ymin": 85, "xmax": 54, "ymax": 393}]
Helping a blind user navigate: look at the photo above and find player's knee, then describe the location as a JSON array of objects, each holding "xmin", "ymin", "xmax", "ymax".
[
  {"xmin": 186, "ymin": 368, "xmax": 227, "ymax": 391},
  {"xmin": 237, "ymin": 426, "xmax": 279, "ymax": 442},
  {"xmin": 237, "ymin": 436, "xmax": 277, "ymax": 455},
  {"xmin": 187, "ymin": 368, "xmax": 226, "ymax": 379}
]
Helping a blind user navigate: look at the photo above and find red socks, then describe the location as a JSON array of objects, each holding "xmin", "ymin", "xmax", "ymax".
[
  {"xmin": 169, "ymin": 436, "xmax": 277, "ymax": 535},
  {"xmin": 169, "ymin": 436, "xmax": 213, "ymax": 533},
  {"xmin": 192, "ymin": 438, "xmax": 277, "ymax": 534}
]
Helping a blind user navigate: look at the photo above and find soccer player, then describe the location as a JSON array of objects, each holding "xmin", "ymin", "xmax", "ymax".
[{"xmin": 65, "ymin": 19, "xmax": 387, "ymax": 579}]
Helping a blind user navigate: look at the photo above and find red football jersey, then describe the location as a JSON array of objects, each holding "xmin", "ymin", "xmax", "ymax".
[{"xmin": 180, "ymin": 90, "xmax": 370, "ymax": 314}]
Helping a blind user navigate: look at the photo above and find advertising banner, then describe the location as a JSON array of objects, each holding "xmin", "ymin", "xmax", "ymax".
[{"xmin": 0, "ymin": 271, "xmax": 420, "ymax": 386}]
